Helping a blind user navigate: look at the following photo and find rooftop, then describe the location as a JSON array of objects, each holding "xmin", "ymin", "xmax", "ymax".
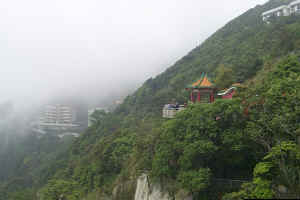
[
  {"xmin": 262, "ymin": 5, "xmax": 289, "ymax": 16},
  {"xmin": 290, "ymin": 0, "xmax": 300, "ymax": 6},
  {"xmin": 186, "ymin": 73, "xmax": 215, "ymax": 89}
]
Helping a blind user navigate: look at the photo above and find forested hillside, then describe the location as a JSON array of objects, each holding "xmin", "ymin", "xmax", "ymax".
[
  {"xmin": 0, "ymin": 130, "xmax": 76, "ymax": 200},
  {"xmin": 116, "ymin": 0, "xmax": 300, "ymax": 116},
  {"xmin": 2, "ymin": 0, "xmax": 300, "ymax": 199},
  {"xmin": 152, "ymin": 55, "xmax": 300, "ymax": 199}
]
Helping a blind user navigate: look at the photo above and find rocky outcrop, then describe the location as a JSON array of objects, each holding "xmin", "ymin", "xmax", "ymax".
[
  {"xmin": 134, "ymin": 174, "xmax": 192, "ymax": 200},
  {"xmin": 134, "ymin": 174, "xmax": 170, "ymax": 200}
]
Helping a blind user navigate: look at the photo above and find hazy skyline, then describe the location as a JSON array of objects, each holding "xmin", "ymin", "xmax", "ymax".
[{"xmin": 0, "ymin": 0, "xmax": 268, "ymax": 107}]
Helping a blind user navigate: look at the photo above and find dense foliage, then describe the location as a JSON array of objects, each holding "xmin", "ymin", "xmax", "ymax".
[
  {"xmin": 223, "ymin": 55, "xmax": 300, "ymax": 199},
  {"xmin": 0, "ymin": 130, "xmax": 75, "ymax": 200}
]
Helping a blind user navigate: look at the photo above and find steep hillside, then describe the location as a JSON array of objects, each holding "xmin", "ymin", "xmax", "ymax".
[
  {"xmin": 151, "ymin": 55, "xmax": 300, "ymax": 199},
  {"xmin": 0, "ymin": 131, "xmax": 75, "ymax": 200},
  {"xmin": 2, "ymin": 0, "xmax": 300, "ymax": 199},
  {"xmin": 117, "ymin": 0, "xmax": 300, "ymax": 116}
]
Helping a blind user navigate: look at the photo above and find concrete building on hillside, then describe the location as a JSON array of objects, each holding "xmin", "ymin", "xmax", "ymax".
[
  {"xmin": 162, "ymin": 104, "xmax": 185, "ymax": 119},
  {"xmin": 262, "ymin": 5, "xmax": 290, "ymax": 21},
  {"xmin": 262, "ymin": 0, "xmax": 300, "ymax": 22},
  {"xmin": 39, "ymin": 104, "xmax": 79, "ymax": 130},
  {"xmin": 290, "ymin": 0, "xmax": 300, "ymax": 14}
]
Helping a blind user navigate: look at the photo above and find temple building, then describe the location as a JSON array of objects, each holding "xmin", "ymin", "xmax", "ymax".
[
  {"xmin": 217, "ymin": 84, "xmax": 240, "ymax": 99},
  {"xmin": 162, "ymin": 73, "xmax": 240, "ymax": 118},
  {"xmin": 185, "ymin": 73, "xmax": 216, "ymax": 103}
]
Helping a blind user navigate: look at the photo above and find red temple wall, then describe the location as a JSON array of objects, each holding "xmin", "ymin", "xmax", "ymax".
[{"xmin": 222, "ymin": 90, "xmax": 236, "ymax": 99}]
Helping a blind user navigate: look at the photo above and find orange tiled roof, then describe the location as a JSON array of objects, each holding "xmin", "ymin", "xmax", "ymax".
[
  {"xmin": 199, "ymin": 76, "xmax": 213, "ymax": 87},
  {"xmin": 188, "ymin": 73, "xmax": 214, "ymax": 89}
]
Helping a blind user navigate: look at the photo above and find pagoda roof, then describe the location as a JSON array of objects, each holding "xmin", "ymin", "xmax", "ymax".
[{"xmin": 186, "ymin": 73, "xmax": 215, "ymax": 89}]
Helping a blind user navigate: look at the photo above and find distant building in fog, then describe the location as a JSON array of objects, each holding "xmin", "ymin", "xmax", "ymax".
[
  {"xmin": 39, "ymin": 104, "xmax": 79, "ymax": 130},
  {"xmin": 115, "ymin": 100, "xmax": 123, "ymax": 105}
]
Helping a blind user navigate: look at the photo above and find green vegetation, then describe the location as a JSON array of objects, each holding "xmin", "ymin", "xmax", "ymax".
[
  {"xmin": 152, "ymin": 55, "xmax": 300, "ymax": 199},
  {"xmin": 0, "ymin": 131, "xmax": 76, "ymax": 200},
  {"xmin": 2, "ymin": 0, "xmax": 300, "ymax": 199},
  {"xmin": 34, "ymin": 55, "xmax": 300, "ymax": 200}
]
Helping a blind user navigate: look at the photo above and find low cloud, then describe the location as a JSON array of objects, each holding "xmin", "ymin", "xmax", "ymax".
[{"xmin": 0, "ymin": 0, "xmax": 268, "ymax": 107}]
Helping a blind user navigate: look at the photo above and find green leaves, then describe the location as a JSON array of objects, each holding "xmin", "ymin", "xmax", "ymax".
[
  {"xmin": 251, "ymin": 177, "xmax": 274, "ymax": 199},
  {"xmin": 152, "ymin": 98, "xmax": 255, "ymax": 197},
  {"xmin": 40, "ymin": 179, "xmax": 83, "ymax": 200},
  {"xmin": 253, "ymin": 162, "xmax": 274, "ymax": 177},
  {"xmin": 179, "ymin": 140, "xmax": 218, "ymax": 170},
  {"xmin": 225, "ymin": 55, "xmax": 300, "ymax": 199},
  {"xmin": 177, "ymin": 168, "xmax": 211, "ymax": 193},
  {"xmin": 215, "ymin": 64, "xmax": 235, "ymax": 90}
]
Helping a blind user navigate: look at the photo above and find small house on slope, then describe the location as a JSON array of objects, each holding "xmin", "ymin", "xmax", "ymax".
[{"xmin": 162, "ymin": 104, "xmax": 185, "ymax": 119}]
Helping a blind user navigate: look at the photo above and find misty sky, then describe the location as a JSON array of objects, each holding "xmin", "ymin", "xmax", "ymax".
[{"xmin": 0, "ymin": 0, "xmax": 268, "ymax": 106}]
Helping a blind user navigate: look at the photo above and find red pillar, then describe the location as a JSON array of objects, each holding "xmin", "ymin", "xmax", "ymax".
[
  {"xmin": 210, "ymin": 91, "xmax": 214, "ymax": 103},
  {"xmin": 190, "ymin": 91, "xmax": 194, "ymax": 102},
  {"xmin": 197, "ymin": 91, "xmax": 201, "ymax": 102}
]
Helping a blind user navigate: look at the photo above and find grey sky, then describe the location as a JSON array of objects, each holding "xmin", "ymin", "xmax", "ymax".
[{"xmin": 0, "ymin": 0, "xmax": 268, "ymax": 106}]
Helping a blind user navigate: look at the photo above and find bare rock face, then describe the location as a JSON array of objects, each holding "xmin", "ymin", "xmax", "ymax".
[
  {"xmin": 134, "ymin": 174, "xmax": 170, "ymax": 200},
  {"xmin": 112, "ymin": 179, "xmax": 136, "ymax": 200},
  {"xmin": 278, "ymin": 185, "xmax": 288, "ymax": 194},
  {"xmin": 134, "ymin": 174, "xmax": 192, "ymax": 200}
]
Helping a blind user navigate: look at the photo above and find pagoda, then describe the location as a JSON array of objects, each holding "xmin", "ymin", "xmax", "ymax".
[{"xmin": 186, "ymin": 73, "xmax": 216, "ymax": 103}]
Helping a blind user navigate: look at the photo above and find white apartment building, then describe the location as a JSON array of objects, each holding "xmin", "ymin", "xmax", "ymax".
[
  {"xmin": 290, "ymin": 0, "xmax": 300, "ymax": 13},
  {"xmin": 262, "ymin": 0, "xmax": 300, "ymax": 22},
  {"xmin": 262, "ymin": 5, "xmax": 290, "ymax": 21},
  {"xmin": 39, "ymin": 105, "xmax": 78, "ymax": 129}
]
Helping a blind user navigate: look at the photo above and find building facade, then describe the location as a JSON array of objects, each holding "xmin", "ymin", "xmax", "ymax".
[
  {"xmin": 185, "ymin": 73, "xmax": 216, "ymax": 103},
  {"xmin": 217, "ymin": 87, "xmax": 237, "ymax": 99},
  {"xmin": 290, "ymin": 0, "xmax": 300, "ymax": 14},
  {"xmin": 162, "ymin": 104, "xmax": 185, "ymax": 119},
  {"xmin": 39, "ymin": 104, "xmax": 78, "ymax": 129},
  {"xmin": 162, "ymin": 73, "xmax": 242, "ymax": 119},
  {"xmin": 262, "ymin": 0, "xmax": 300, "ymax": 22}
]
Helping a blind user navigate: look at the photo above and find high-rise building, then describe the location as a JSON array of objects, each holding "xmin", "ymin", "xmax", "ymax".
[{"xmin": 39, "ymin": 104, "xmax": 79, "ymax": 129}]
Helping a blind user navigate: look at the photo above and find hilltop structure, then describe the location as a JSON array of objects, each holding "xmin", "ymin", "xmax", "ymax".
[
  {"xmin": 185, "ymin": 73, "xmax": 216, "ymax": 103},
  {"xmin": 262, "ymin": 0, "xmax": 300, "ymax": 22},
  {"xmin": 162, "ymin": 73, "xmax": 239, "ymax": 119},
  {"xmin": 162, "ymin": 104, "xmax": 185, "ymax": 119}
]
